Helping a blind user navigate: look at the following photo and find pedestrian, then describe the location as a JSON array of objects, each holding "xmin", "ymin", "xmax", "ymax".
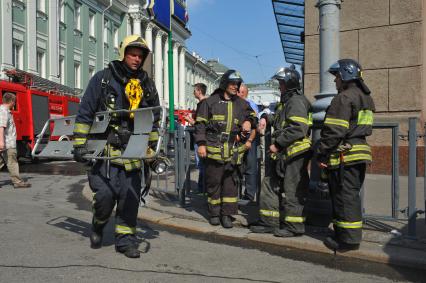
[
  {"xmin": 318, "ymin": 59, "xmax": 375, "ymax": 251},
  {"xmin": 250, "ymin": 65, "xmax": 311, "ymax": 237},
  {"xmin": 194, "ymin": 70, "xmax": 257, "ymax": 228},
  {"xmin": 73, "ymin": 35, "xmax": 160, "ymax": 258},
  {"xmin": 183, "ymin": 83, "xmax": 207, "ymax": 194},
  {"xmin": 0, "ymin": 92, "xmax": 31, "ymax": 189},
  {"xmin": 237, "ymin": 84, "xmax": 259, "ymax": 202}
]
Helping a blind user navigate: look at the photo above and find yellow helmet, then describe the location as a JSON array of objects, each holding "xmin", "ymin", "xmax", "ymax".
[{"xmin": 119, "ymin": 34, "xmax": 150, "ymax": 61}]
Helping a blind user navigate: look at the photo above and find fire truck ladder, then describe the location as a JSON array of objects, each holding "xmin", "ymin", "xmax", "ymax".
[{"xmin": 4, "ymin": 69, "xmax": 81, "ymax": 96}]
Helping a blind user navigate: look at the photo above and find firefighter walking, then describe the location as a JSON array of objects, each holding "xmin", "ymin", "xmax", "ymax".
[
  {"xmin": 73, "ymin": 35, "xmax": 160, "ymax": 258},
  {"xmin": 250, "ymin": 65, "xmax": 312, "ymax": 237},
  {"xmin": 194, "ymin": 70, "xmax": 257, "ymax": 228},
  {"xmin": 317, "ymin": 59, "xmax": 375, "ymax": 251}
]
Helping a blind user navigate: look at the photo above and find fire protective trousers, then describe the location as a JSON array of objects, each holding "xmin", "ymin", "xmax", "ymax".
[
  {"xmin": 88, "ymin": 161, "xmax": 142, "ymax": 250},
  {"xmin": 328, "ymin": 163, "xmax": 366, "ymax": 245},
  {"xmin": 258, "ymin": 153, "xmax": 309, "ymax": 234},
  {"xmin": 205, "ymin": 159, "xmax": 238, "ymax": 217}
]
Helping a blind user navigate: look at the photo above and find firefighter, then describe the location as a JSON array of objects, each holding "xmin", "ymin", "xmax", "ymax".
[
  {"xmin": 317, "ymin": 59, "xmax": 375, "ymax": 251},
  {"xmin": 73, "ymin": 35, "xmax": 160, "ymax": 258},
  {"xmin": 250, "ymin": 65, "xmax": 312, "ymax": 237},
  {"xmin": 194, "ymin": 70, "xmax": 257, "ymax": 228}
]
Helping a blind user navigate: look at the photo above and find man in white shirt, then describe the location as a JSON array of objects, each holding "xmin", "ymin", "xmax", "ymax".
[{"xmin": 0, "ymin": 92, "xmax": 31, "ymax": 189}]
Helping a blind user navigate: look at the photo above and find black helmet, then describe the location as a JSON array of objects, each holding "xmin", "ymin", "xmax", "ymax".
[
  {"xmin": 219, "ymin": 70, "xmax": 243, "ymax": 91},
  {"xmin": 271, "ymin": 64, "xmax": 301, "ymax": 90},
  {"xmin": 328, "ymin": 59, "xmax": 363, "ymax": 82}
]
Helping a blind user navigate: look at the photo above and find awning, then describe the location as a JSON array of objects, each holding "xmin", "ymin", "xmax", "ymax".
[{"xmin": 272, "ymin": 0, "xmax": 305, "ymax": 65}]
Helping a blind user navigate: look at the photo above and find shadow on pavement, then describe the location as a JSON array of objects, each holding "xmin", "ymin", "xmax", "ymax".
[
  {"xmin": 45, "ymin": 215, "xmax": 160, "ymax": 254},
  {"xmin": 381, "ymin": 218, "xmax": 426, "ymax": 282}
]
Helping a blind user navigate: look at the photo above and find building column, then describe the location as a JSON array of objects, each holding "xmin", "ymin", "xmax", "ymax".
[
  {"xmin": 179, "ymin": 46, "xmax": 186, "ymax": 109},
  {"xmin": 127, "ymin": 15, "xmax": 132, "ymax": 35},
  {"xmin": 26, "ymin": 0, "xmax": 37, "ymax": 74},
  {"xmin": 0, "ymin": 0, "xmax": 13, "ymax": 76},
  {"xmin": 154, "ymin": 29, "xmax": 164, "ymax": 103},
  {"xmin": 131, "ymin": 13, "xmax": 142, "ymax": 36},
  {"xmin": 48, "ymin": 0, "xmax": 59, "ymax": 82},
  {"xmin": 163, "ymin": 34, "xmax": 169, "ymax": 107},
  {"xmin": 173, "ymin": 42, "xmax": 180, "ymax": 108},
  {"xmin": 144, "ymin": 22, "xmax": 153, "ymax": 51}
]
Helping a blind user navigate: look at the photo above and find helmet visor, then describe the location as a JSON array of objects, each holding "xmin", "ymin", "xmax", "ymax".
[
  {"xmin": 228, "ymin": 71, "xmax": 243, "ymax": 82},
  {"xmin": 328, "ymin": 62, "xmax": 340, "ymax": 75}
]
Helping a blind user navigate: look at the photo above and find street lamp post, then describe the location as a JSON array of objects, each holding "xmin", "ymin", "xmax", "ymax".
[
  {"xmin": 305, "ymin": 0, "xmax": 342, "ymax": 227},
  {"xmin": 311, "ymin": 0, "xmax": 341, "ymax": 184}
]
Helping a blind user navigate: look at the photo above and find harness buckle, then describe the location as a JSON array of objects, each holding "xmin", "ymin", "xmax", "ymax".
[{"xmin": 219, "ymin": 132, "xmax": 230, "ymax": 143}]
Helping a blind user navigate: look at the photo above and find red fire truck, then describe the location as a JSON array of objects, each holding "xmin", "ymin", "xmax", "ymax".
[{"xmin": 0, "ymin": 69, "xmax": 80, "ymax": 159}]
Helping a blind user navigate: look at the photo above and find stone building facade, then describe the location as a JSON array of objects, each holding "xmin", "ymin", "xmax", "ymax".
[
  {"xmin": 304, "ymin": 0, "xmax": 424, "ymax": 174},
  {"xmin": 0, "ymin": 0, "xmax": 218, "ymax": 110}
]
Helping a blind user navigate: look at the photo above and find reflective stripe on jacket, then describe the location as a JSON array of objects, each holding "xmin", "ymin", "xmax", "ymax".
[
  {"xmin": 194, "ymin": 89, "xmax": 257, "ymax": 164},
  {"xmin": 267, "ymin": 89, "xmax": 312, "ymax": 160},
  {"xmin": 73, "ymin": 61, "xmax": 160, "ymax": 171},
  {"xmin": 318, "ymin": 82, "xmax": 375, "ymax": 169}
]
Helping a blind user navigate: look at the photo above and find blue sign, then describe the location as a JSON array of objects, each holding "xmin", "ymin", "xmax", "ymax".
[
  {"xmin": 148, "ymin": 0, "xmax": 170, "ymax": 29},
  {"xmin": 173, "ymin": 0, "xmax": 188, "ymax": 25},
  {"xmin": 147, "ymin": 0, "xmax": 188, "ymax": 30}
]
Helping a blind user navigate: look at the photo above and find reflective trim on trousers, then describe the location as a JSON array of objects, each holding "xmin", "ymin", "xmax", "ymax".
[
  {"xmin": 115, "ymin": 225, "xmax": 136, "ymax": 235},
  {"xmin": 208, "ymin": 197, "xmax": 221, "ymax": 205},
  {"xmin": 334, "ymin": 220, "xmax": 363, "ymax": 229},
  {"xmin": 284, "ymin": 216, "xmax": 306, "ymax": 223},
  {"xmin": 222, "ymin": 197, "xmax": 238, "ymax": 203},
  {"xmin": 260, "ymin": 209, "xmax": 280, "ymax": 218}
]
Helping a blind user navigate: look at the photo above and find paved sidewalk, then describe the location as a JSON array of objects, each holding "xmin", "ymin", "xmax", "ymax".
[{"xmin": 82, "ymin": 174, "xmax": 426, "ymax": 271}]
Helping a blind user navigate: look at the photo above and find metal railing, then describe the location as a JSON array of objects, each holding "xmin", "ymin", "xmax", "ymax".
[
  {"xmin": 148, "ymin": 118, "xmax": 425, "ymax": 238},
  {"xmin": 362, "ymin": 122, "xmax": 400, "ymax": 220}
]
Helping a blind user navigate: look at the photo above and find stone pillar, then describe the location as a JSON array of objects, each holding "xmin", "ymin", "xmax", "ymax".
[
  {"xmin": 179, "ymin": 46, "xmax": 186, "ymax": 109},
  {"xmin": 26, "ymin": 0, "xmax": 37, "ymax": 74},
  {"xmin": 163, "ymin": 34, "xmax": 169, "ymax": 107},
  {"xmin": 0, "ymin": 0, "xmax": 13, "ymax": 76},
  {"xmin": 173, "ymin": 42, "xmax": 180, "ymax": 108},
  {"xmin": 154, "ymin": 29, "xmax": 164, "ymax": 103},
  {"xmin": 48, "ymin": 0, "xmax": 59, "ymax": 82},
  {"xmin": 310, "ymin": 0, "xmax": 341, "ymax": 185}
]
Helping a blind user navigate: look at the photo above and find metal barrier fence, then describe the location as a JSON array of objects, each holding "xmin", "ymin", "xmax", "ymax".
[
  {"xmin": 149, "ymin": 124, "xmax": 194, "ymax": 207},
  {"xmin": 150, "ymin": 119, "xmax": 425, "ymax": 238},
  {"xmin": 361, "ymin": 122, "xmax": 400, "ymax": 221}
]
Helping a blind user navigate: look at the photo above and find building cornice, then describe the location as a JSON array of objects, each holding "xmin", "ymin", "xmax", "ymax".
[
  {"xmin": 171, "ymin": 17, "xmax": 191, "ymax": 40},
  {"xmin": 12, "ymin": 0, "xmax": 25, "ymax": 11}
]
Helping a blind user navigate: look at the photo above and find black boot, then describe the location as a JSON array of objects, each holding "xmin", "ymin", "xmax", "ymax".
[
  {"xmin": 116, "ymin": 245, "xmax": 141, "ymax": 258},
  {"xmin": 323, "ymin": 236, "xmax": 360, "ymax": 252},
  {"xmin": 209, "ymin": 216, "xmax": 220, "ymax": 226},
  {"xmin": 249, "ymin": 225, "xmax": 275, "ymax": 234},
  {"xmin": 90, "ymin": 226, "xmax": 104, "ymax": 249},
  {"xmin": 323, "ymin": 236, "xmax": 339, "ymax": 251},
  {"xmin": 221, "ymin": 215, "xmax": 233, "ymax": 229},
  {"xmin": 274, "ymin": 228, "xmax": 302, "ymax": 238}
]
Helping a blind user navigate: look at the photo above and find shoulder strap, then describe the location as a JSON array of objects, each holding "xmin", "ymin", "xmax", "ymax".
[
  {"xmin": 98, "ymin": 68, "xmax": 114, "ymax": 112},
  {"xmin": 101, "ymin": 68, "xmax": 112, "ymax": 95}
]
